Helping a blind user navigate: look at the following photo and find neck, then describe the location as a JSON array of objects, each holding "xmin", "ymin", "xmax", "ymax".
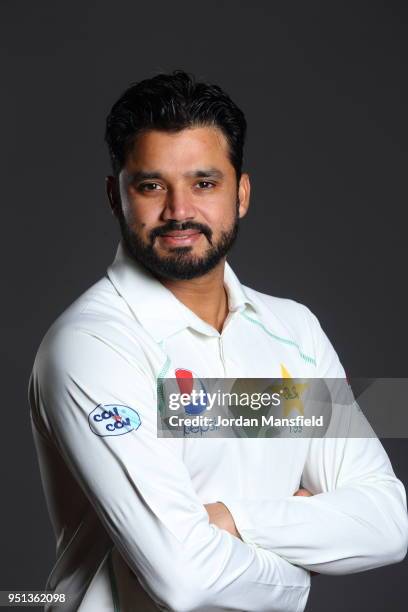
[{"xmin": 159, "ymin": 260, "xmax": 229, "ymax": 333}]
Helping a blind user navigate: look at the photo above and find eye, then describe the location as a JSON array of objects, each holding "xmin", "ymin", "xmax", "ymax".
[
  {"xmin": 138, "ymin": 182, "xmax": 163, "ymax": 192},
  {"xmin": 196, "ymin": 181, "xmax": 215, "ymax": 189}
]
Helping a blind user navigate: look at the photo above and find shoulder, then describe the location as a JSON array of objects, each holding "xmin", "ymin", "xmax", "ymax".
[
  {"xmin": 242, "ymin": 284, "xmax": 346, "ymax": 377},
  {"xmin": 28, "ymin": 277, "xmax": 164, "ymax": 442},
  {"xmin": 242, "ymin": 284, "xmax": 319, "ymax": 341},
  {"xmin": 31, "ymin": 275, "xmax": 158, "ymax": 383}
]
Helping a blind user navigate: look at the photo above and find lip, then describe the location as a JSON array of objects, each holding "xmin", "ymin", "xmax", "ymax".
[{"xmin": 159, "ymin": 230, "xmax": 202, "ymax": 246}]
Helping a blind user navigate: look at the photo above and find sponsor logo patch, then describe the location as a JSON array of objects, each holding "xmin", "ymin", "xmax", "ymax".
[{"xmin": 88, "ymin": 404, "xmax": 141, "ymax": 437}]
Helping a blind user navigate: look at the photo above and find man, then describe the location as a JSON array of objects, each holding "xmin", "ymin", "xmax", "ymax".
[{"xmin": 29, "ymin": 71, "xmax": 408, "ymax": 612}]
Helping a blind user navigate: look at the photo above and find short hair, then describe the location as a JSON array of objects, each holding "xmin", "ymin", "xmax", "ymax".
[{"xmin": 105, "ymin": 70, "xmax": 247, "ymax": 180}]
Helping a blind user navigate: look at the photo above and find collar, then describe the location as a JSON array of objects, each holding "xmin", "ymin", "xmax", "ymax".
[{"xmin": 106, "ymin": 240, "xmax": 258, "ymax": 342}]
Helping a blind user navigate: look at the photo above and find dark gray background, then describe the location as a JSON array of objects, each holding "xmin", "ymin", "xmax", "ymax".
[{"xmin": 1, "ymin": 1, "xmax": 407, "ymax": 610}]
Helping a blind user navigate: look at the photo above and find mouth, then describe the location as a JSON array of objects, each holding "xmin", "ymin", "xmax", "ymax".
[{"xmin": 159, "ymin": 230, "xmax": 203, "ymax": 247}]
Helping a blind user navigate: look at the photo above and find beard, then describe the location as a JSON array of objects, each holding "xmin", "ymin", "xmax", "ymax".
[{"xmin": 117, "ymin": 202, "xmax": 240, "ymax": 281}]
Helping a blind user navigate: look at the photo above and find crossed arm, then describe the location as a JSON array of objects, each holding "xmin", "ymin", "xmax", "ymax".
[
  {"xmin": 205, "ymin": 488, "xmax": 319, "ymax": 577},
  {"xmin": 205, "ymin": 487, "xmax": 313, "ymax": 542},
  {"xmin": 205, "ymin": 423, "xmax": 408, "ymax": 577}
]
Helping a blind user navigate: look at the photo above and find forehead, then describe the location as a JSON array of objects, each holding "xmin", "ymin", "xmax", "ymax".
[{"xmin": 124, "ymin": 126, "xmax": 232, "ymax": 171}]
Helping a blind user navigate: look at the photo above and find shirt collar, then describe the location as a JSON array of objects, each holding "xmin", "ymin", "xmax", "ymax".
[{"xmin": 106, "ymin": 240, "xmax": 257, "ymax": 342}]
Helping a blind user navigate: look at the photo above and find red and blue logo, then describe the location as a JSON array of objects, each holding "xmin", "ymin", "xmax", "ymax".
[{"xmin": 175, "ymin": 368, "xmax": 208, "ymax": 415}]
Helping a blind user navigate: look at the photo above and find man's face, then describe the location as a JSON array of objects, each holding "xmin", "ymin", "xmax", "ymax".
[{"xmin": 109, "ymin": 126, "xmax": 250, "ymax": 280}]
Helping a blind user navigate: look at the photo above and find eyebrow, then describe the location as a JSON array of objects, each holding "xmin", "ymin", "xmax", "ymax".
[
  {"xmin": 129, "ymin": 168, "xmax": 225, "ymax": 182},
  {"xmin": 184, "ymin": 168, "xmax": 224, "ymax": 179}
]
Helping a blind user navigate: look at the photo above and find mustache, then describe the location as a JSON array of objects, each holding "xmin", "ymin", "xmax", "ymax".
[{"xmin": 149, "ymin": 221, "xmax": 213, "ymax": 244}]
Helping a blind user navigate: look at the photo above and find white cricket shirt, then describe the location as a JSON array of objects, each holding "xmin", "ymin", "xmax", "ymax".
[{"xmin": 29, "ymin": 240, "xmax": 408, "ymax": 612}]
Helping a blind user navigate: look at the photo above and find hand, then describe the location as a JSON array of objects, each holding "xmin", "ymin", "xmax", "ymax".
[
  {"xmin": 293, "ymin": 488, "xmax": 313, "ymax": 497},
  {"xmin": 204, "ymin": 502, "xmax": 242, "ymax": 539},
  {"xmin": 293, "ymin": 488, "xmax": 319, "ymax": 576}
]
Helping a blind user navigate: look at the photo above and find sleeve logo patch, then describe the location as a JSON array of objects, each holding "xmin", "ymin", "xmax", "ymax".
[{"xmin": 88, "ymin": 404, "xmax": 142, "ymax": 437}]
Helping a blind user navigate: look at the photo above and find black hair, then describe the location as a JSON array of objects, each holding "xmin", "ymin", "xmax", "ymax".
[{"xmin": 105, "ymin": 70, "xmax": 247, "ymax": 179}]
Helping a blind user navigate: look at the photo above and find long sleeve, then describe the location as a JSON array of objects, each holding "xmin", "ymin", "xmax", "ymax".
[
  {"xmin": 29, "ymin": 322, "xmax": 310, "ymax": 612},
  {"xmin": 222, "ymin": 305, "xmax": 408, "ymax": 575}
]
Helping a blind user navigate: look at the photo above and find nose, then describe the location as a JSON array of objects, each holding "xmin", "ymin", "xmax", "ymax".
[{"xmin": 161, "ymin": 185, "xmax": 196, "ymax": 222}]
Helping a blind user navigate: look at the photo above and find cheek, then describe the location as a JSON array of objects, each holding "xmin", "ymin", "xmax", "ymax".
[
  {"xmin": 198, "ymin": 194, "xmax": 236, "ymax": 225},
  {"xmin": 122, "ymin": 200, "xmax": 156, "ymax": 231},
  {"xmin": 208, "ymin": 204, "xmax": 237, "ymax": 232}
]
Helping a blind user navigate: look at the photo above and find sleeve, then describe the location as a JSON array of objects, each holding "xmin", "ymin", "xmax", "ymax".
[
  {"xmin": 31, "ymin": 324, "xmax": 310, "ymax": 612},
  {"xmin": 220, "ymin": 305, "xmax": 408, "ymax": 575}
]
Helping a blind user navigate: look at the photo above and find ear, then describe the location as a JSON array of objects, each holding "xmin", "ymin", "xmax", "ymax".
[
  {"xmin": 237, "ymin": 173, "xmax": 250, "ymax": 219},
  {"xmin": 106, "ymin": 175, "xmax": 121, "ymax": 218}
]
